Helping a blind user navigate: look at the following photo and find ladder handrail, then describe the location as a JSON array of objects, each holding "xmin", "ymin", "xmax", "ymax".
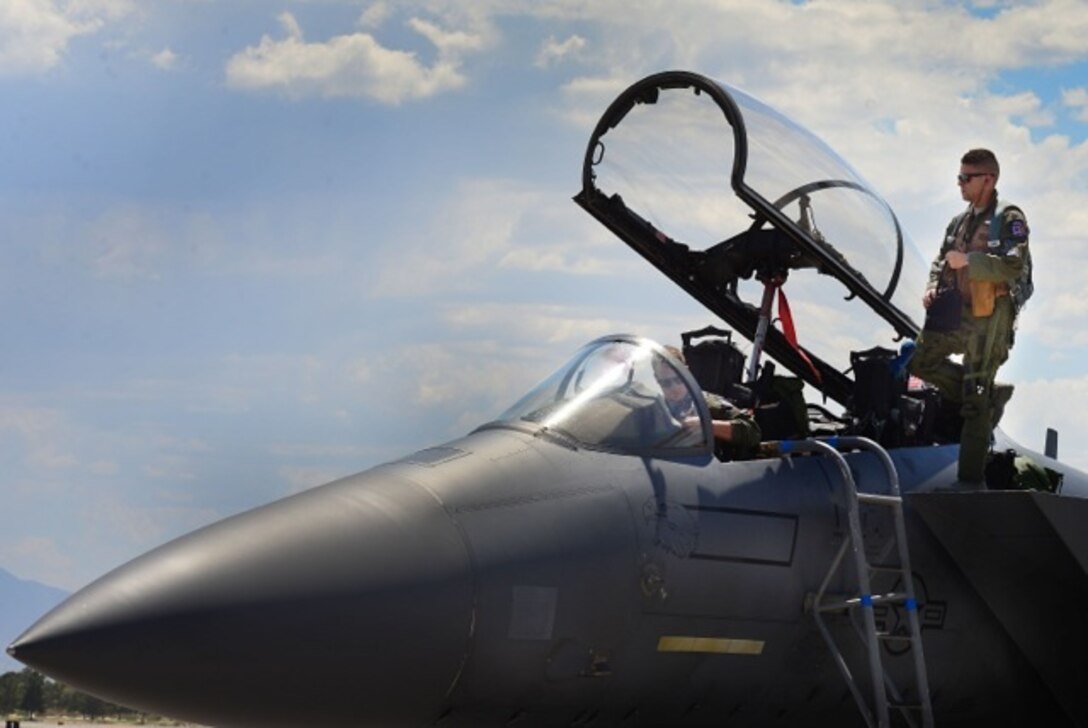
[
  {"xmin": 781, "ymin": 438, "xmax": 891, "ymax": 727},
  {"xmin": 777, "ymin": 436, "xmax": 934, "ymax": 728}
]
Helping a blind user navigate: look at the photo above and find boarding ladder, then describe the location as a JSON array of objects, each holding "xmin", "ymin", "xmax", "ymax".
[{"xmin": 779, "ymin": 436, "xmax": 934, "ymax": 728}]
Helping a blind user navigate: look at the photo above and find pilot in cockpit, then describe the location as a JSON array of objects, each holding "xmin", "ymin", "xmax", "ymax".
[{"xmin": 653, "ymin": 347, "xmax": 762, "ymax": 458}]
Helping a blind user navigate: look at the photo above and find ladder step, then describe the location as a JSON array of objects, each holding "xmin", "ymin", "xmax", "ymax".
[
  {"xmin": 889, "ymin": 701, "xmax": 923, "ymax": 710},
  {"xmin": 817, "ymin": 592, "xmax": 911, "ymax": 612},
  {"xmin": 876, "ymin": 632, "xmax": 913, "ymax": 643},
  {"xmin": 869, "ymin": 564, "xmax": 903, "ymax": 574},
  {"xmin": 857, "ymin": 492, "xmax": 902, "ymax": 507}
]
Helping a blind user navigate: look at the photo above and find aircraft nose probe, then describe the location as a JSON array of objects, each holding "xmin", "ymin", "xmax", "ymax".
[{"xmin": 7, "ymin": 471, "xmax": 475, "ymax": 727}]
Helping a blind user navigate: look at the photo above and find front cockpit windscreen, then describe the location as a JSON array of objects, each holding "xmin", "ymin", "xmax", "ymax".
[
  {"xmin": 487, "ymin": 337, "xmax": 710, "ymax": 453},
  {"xmin": 589, "ymin": 80, "xmax": 928, "ymax": 375}
]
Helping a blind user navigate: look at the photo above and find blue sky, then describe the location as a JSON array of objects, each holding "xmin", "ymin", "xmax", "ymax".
[{"xmin": 3, "ymin": 0, "xmax": 1088, "ymax": 591}]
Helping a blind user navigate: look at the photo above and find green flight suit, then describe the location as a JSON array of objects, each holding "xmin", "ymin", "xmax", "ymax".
[
  {"xmin": 705, "ymin": 391, "xmax": 762, "ymax": 459},
  {"xmin": 909, "ymin": 195, "xmax": 1030, "ymax": 483}
]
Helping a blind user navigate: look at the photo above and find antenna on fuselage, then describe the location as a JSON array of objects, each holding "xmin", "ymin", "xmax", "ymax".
[{"xmin": 1045, "ymin": 427, "xmax": 1059, "ymax": 460}]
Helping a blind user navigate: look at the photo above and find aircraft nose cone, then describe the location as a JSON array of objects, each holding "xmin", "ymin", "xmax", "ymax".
[{"xmin": 8, "ymin": 472, "xmax": 473, "ymax": 728}]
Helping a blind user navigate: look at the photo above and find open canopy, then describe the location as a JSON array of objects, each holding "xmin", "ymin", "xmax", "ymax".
[{"xmin": 574, "ymin": 71, "xmax": 928, "ymax": 406}]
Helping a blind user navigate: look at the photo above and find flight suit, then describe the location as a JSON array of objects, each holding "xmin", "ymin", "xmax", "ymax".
[
  {"xmin": 909, "ymin": 195, "xmax": 1030, "ymax": 483},
  {"xmin": 705, "ymin": 391, "xmax": 762, "ymax": 458}
]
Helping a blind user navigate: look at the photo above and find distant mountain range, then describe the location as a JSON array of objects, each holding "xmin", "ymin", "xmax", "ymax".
[{"xmin": 0, "ymin": 567, "xmax": 68, "ymax": 673}]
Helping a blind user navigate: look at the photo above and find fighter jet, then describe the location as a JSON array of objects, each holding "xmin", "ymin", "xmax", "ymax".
[{"xmin": 9, "ymin": 71, "xmax": 1087, "ymax": 728}]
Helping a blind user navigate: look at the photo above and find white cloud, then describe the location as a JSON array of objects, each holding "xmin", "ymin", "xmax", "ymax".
[
  {"xmin": 358, "ymin": 2, "xmax": 391, "ymax": 30},
  {"xmin": 150, "ymin": 46, "xmax": 178, "ymax": 70},
  {"xmin": 546, "ymin": 0, "xmax": 1088, "ymax": 78},
  {"xmin": 224, "ymin": 11, "xmax": 481, "ymax": 104},
  {"xmin": 535, "ymin": 33, "xmax": 585, "ymax": 68},
  {"xmin": 1063, "ymin": 86, "xmax": 1088, "ymax": 122},
  {"xmin": 0, "ymin": 0, "xmax": 98, "ymax": 74},
  {"xmin": 269, "ymin": 11, "xmax": 298, "ymax": 43},
  {"xmin": 0, "ymin": 0, "xmax": 132, "ymax": 75},
  {"xmin": 994, "ymin": 0, "xmax": 1088, "ymax": 66},
  {"xmin": 1064, "ymin": 87, "xmax": 1088, "ymax": 106},
  {"xmin": 407, "ymin": 17, "xmax": 487, "ymax": 57}
]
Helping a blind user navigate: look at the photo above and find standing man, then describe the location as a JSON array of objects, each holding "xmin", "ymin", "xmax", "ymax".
[{"xmin": 909, "ymin": 148, "xmax": 1033, "ymax": 485}]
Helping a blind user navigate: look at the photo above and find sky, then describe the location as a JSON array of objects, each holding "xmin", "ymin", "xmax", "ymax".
[{"xmin": 2, "ymin": 0, "xmax": 1088, "ymax": 592}]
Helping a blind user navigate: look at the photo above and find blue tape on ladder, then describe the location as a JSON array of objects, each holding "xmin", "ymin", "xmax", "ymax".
[
  {"xmin": 827, "ymin": 435, "xmax": 840, "ymax": 449},
  {"xmin": 860, "ymin": 594, "xmax": 873, "ymax": 607},
  {"xmin": 780, "ymin": 441, "xmax": 793, "ymax": 454},
  {"xmin": 906, "ymin": 598, "xmax": 918, "ymax": 611}
]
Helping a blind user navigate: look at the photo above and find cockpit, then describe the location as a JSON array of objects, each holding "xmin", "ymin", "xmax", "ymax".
[
  {"xmin": 485, "ymin": 72, "xmax": 942, "ymax": 458},
  {"xmin": 486, "ymin": 336, "xmax": 712, "ymax": 455},
  {"xmin": 486, "ymin": 71, "xmax": 981, "ymax": 461}
]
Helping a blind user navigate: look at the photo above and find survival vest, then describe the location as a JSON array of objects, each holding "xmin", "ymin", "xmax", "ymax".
[{"xmin": 948, "ymin": 199, "xmax": 1033, "ymax": 313}]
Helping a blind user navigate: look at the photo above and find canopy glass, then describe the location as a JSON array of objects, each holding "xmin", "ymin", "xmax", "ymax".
[
  {"xmin": 579, "ymin": 73, "xmax": 928, "ymax": 394},
  {"xmin": 487, "ymin": 335, "xmax": 711, "ymax": 454}
]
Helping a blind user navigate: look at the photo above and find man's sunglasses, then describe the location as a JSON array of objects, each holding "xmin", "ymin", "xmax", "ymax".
[{"xmin": 957, "ymin": 172, "xmax": 992, "ymax": 183}]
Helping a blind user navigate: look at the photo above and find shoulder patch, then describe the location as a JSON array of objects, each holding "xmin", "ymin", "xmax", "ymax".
[{"xmin": 1009, "ymin": 219, "xmax": 1028, "ymax": 240}]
